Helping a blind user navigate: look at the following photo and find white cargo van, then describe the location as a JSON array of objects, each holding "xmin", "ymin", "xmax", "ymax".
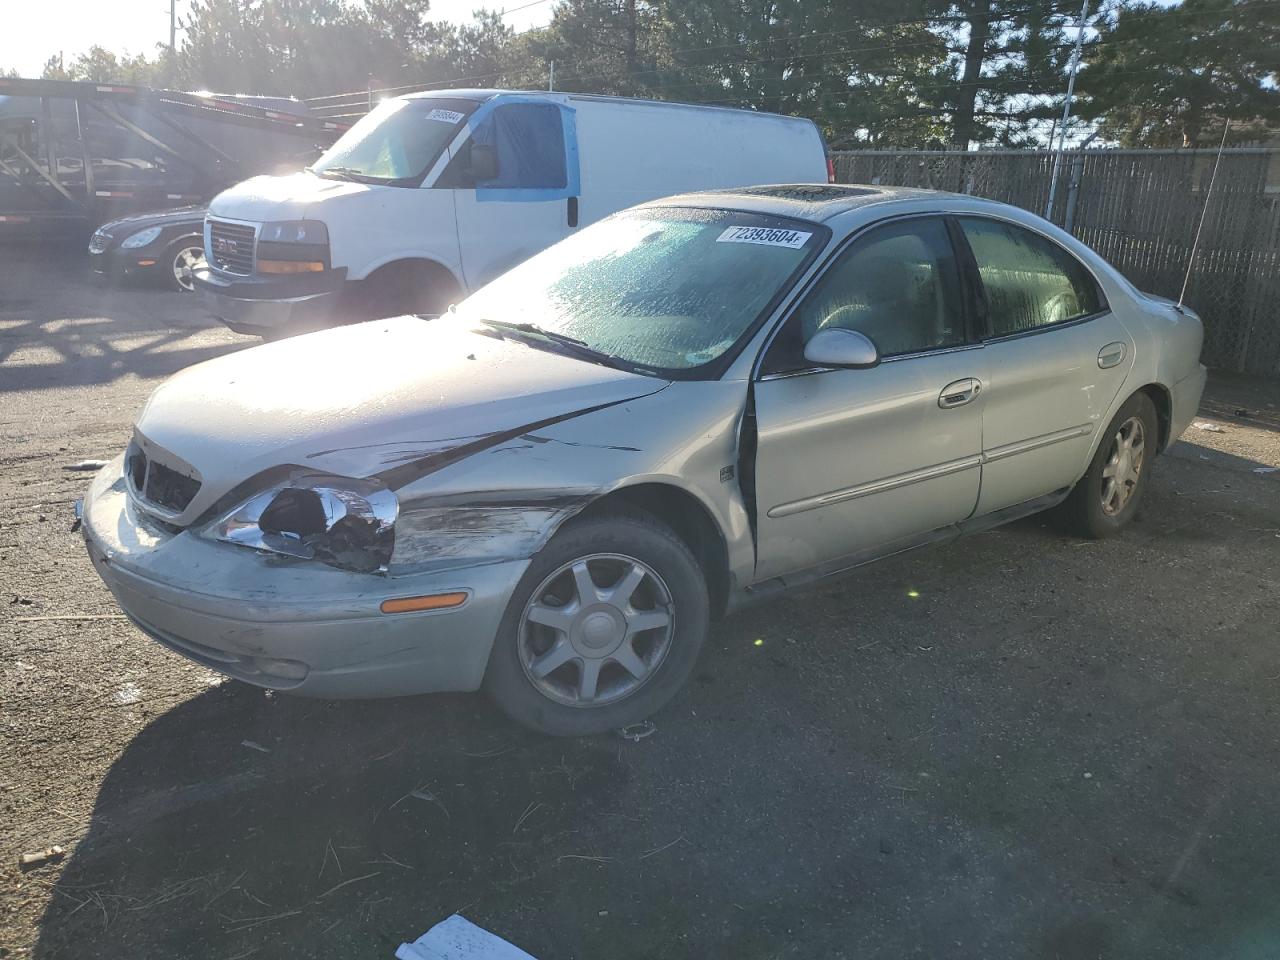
[{"xmin": 193, "ymin": 89, "xmax": 829, "ymax": 336}]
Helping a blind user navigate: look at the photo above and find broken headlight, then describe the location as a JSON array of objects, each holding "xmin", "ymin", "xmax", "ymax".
[{"xmin": 203, "ymin": 475, "xmax": 398, "ymax": 574}]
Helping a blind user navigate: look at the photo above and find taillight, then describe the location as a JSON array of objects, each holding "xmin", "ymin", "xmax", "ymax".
[{"xmin": 826, "ymin": 156, "xmax": 836, "ymax": 184}]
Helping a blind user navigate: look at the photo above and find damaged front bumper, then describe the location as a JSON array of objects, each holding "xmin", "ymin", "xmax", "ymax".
[{"xmin": 81, "ymin": 457, "xmax": 528, "ymax": 697}]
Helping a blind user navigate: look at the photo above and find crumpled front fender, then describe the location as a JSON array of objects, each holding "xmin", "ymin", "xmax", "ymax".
[{"xmin": 386, "ymin": 381, "xmax": 755, "ymax": 586}]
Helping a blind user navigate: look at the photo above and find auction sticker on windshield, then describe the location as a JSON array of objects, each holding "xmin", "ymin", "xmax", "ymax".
[
  {"xmin": 716, "ymin": 226, "xmax": 813, "ymax": 248},
  {"xmin": 427, "ymin": 109, "xmax": 466, "ymax": 123}
]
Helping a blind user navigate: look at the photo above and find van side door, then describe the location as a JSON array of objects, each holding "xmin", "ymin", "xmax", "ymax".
[{"xmin": 439, "ymin": 100, "xmax": 580, "ymax": 290}]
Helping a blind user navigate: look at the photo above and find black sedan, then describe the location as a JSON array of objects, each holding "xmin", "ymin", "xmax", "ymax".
[{"xmin": 89, "ymin": 206, "xmax": 207, "ymax": 292}]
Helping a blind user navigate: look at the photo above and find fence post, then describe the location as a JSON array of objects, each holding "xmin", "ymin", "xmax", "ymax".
[{"xmin": 1063, "ymin": 151, "xmax": 1085, "ymax": 234}]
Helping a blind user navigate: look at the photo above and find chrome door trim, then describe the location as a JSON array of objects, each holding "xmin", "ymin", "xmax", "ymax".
[
  {"xmin": 980, "ymin": 308, "xmax": 1112, "ymax": 346},
  {"xmin": 766, "ymin": 422, "xmax": 1090, "ymax": 519},
  {"xmin": 767, "ymin": 455, "xmax": 983, "ymax": 519},
  {"xmin": 982, "ymin": 422, "xmax": 1093, "ymax": 464},
  {"xmin": 740, "ymin": 485, "xmax": 1074, "ymax": 604}
]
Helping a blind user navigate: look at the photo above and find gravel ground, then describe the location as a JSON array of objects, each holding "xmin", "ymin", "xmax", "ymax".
[{"xmin": 2, "ymin": 243, "xmax": 1279, "ymax": 960}]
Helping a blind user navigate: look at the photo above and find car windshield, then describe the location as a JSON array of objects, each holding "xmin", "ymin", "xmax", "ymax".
[
  {"xmin": 310, "ymin": 98, "xmax": 474, "ymax": 184},
  {"xmin": 453, "ymin": 207, "xmax": 825, "ymax": 374}
]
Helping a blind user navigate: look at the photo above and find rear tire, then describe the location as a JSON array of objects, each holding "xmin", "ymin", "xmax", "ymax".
[
  {"xmin": 484, "ymin": 509, "xmax": 710, "ymax": 737},
  {"xmin": 1056, "ymin": 392, "xmax": 1158, "ymax": 538}
]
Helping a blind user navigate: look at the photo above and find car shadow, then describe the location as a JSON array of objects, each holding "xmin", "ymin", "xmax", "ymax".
[
  {"xmin": 29, "ymin": 683, "xmax": 627, "ymax": 959},
  {"xmin": 1, "ymin": 245, "xmax": 252, "ymax": 394}
]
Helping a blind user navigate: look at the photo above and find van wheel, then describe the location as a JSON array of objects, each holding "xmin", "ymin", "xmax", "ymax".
[
  {"xmin": 1056, "ymin": 392, "xmax": 1158, "ymax": 538},
  {"xmin": 484, "ymin": 510, "xmax": 709, "ymax": 737},
  {"xmin": 366, "ymin": 261, "xmax": 461, "ymax": 320}
]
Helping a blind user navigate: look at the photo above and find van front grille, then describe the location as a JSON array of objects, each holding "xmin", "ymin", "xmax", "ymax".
[{"xmin": 208, "ymin": 219, "xmax": 256, "ymax": 275}]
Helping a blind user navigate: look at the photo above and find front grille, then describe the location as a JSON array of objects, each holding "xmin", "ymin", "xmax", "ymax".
[
  {"xmin": 125, "ymin": 445, "xmax": 201, "ymax": 514},
  {"xmin": 89, "ymin": 232, "xmax": 109, "ymax": 254},
  {"xmin": 208, "ymin": 218, "xmax": 256, "ymax": 275}
]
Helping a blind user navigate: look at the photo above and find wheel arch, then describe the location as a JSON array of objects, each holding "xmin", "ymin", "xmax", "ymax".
[
  {"xmin": 361, "ymin": 256, "xmax": 462, "ymax": 290},
  {"xmin": 166, "ymin": 231, "xmax": 204, "ymax": 249},
  {"xmin": 1136, "ymin": 382, "xmax": 1173, "ymax": 451},
  {"xmin": 1074, "ymin": 381, "xmax": 1171, "ymax": 487},
  {"xmin": 577, "ymin": 482, "xmax": 732, "ymax": 619}
]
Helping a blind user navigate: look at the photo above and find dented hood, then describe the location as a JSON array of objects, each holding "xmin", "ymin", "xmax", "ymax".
[
  {"xmin": 207, "ymin": 170, "xmax": 370, "ymax": 222},
  {"xmin": 135, "ymin": 316, "xmax": 669, "ymax": 523}
]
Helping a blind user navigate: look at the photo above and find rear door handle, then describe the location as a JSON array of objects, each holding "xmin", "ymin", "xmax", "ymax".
[
  {"xmin": 939, "ymin": 378, "xmax": 982, "ymax": 409},
  {"xmin": 1098, "ymin": 341, "xmax": 1126, "ymax": 368}
]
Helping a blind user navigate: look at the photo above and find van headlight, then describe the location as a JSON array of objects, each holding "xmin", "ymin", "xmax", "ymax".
[
  {"xmin": 120, "ymin": 226, "xmax": 163, "ymax": 249},
  {"xmin": 257, "ymin": 220, "xmax": 329, "ymax": 274},
  {"xmin": 260, "ymin": 220, "xmax": 328, "ymax": 244},
  {"xmin": 203, "ymin": 474, "xmax": 397, "ymax": 573}
]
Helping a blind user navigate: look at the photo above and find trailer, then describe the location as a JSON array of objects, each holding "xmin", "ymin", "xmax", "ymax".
[{"xmin": 0, "ymin": 77, "xmax": 348, "ymax": 236}]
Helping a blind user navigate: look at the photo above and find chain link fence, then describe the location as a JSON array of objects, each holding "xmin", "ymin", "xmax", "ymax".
[{"xmin": 832, "ymin": 148, "xmax": 1280, "ymax": 377}]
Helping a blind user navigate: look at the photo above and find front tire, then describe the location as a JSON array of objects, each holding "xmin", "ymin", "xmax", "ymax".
[
  {"xmin": 1057, "ymin": 392, "xmax": 1158, "ymax": 538},
  {"xmin": 484, "ymin": 510, "xmax": 710, "ymax": 736},
  {"xmin": 364, "ymin": 261, "xmax": 462, "ymax": 320},
  {"xmin": 164, "ymin": 237, "xmax": 205, "ymax": 293}
]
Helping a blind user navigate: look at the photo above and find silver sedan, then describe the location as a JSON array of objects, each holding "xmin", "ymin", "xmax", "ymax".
[{"xmin": 81, "ymin": 185, "xmax": 1207, "ymax": 735}]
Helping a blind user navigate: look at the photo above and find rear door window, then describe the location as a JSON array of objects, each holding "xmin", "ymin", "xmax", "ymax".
[{"xmin": 958, "ymin": 217, "xmax": 1106, "ymax": 337}]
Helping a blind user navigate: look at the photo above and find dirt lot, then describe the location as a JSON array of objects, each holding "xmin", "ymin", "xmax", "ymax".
[{"xmin": 3, "ymin": 242, "xmax": 1279, "ymax": 960}]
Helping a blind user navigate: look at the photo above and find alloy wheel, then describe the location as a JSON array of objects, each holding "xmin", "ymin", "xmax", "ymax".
[
  {"xmin": 517, "ymin": 553, "xmax": 675, "ymax": 707},
  {"xmin": 172, "ymin": 245, "xmax": 206, "ymax": 292},
  {"xmin": 1100, "ymin": 415, "xmax": 1146, "ymax": 516}
]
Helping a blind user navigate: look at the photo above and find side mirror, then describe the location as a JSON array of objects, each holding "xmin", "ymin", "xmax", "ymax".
[
  {"xmin": 803, "ymin": 328, "xmax": 880, "ymax": 369},
  {"xmin": 469, "ymin": 143, "xmax": 499, "ymax": 183}
]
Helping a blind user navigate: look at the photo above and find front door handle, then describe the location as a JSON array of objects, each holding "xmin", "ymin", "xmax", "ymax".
[
  {"xmin": 1098, "ymin": 341, "xmax": 1126, "ymax": 369},
  {"xmin": 939, "ymin": 378, "xmax": 982, "ymax": 409}
]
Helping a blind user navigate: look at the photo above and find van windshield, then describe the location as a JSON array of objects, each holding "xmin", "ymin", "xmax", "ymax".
[
  {"xmin": 453, "ymin": 207, "xmax": 827, "ymax": 376},
  {"xmin": 310, "ymin": 98, "xmax": 474, "ymax": 185}
]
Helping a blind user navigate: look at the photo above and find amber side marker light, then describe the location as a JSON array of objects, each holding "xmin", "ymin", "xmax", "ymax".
[
  {"xmin": 381, "ymin": 592, "xmax": 469, "ymax": 614},
  {"xmin": 136, "ymin": 259, "xmax": 157, "ymax": 266},
  {"xmin": 258, "ymin": 260, "xmax": 326, "ymax": 274}
]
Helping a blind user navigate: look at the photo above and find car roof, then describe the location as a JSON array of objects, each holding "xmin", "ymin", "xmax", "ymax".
[{"xmin": 641, "ymin": 183, "xmax": 957, "ymax": 223}]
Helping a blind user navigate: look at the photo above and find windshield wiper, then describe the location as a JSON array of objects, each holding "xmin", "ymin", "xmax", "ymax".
[
  {"xmin": 478, "ymin": 319, "xmax": 630, "ymax": 370},
  {"xmin": 482, "ymin": 319, "xmax": 587, "ymax": 347},
  {"xmin": 309, "ymin": 165, "xmax": 386, "ymax": 184}
]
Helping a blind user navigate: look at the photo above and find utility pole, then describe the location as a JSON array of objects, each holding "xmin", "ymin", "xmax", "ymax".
[
  {"xmin": 1044, "ymin": 0, "xmax": 1091, "ymax": 220},
  {"xmin": 169, "ymin": 0, "xmax": 176, "ymax": 54},
  {"xmin": 549, "ymin": 60, "xmax": 555, "ymax": 91}
]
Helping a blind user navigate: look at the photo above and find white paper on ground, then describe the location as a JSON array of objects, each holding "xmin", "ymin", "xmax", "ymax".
[{"xmin": 396, "ymin": 914, "xmax": 538, "ymax": 960}]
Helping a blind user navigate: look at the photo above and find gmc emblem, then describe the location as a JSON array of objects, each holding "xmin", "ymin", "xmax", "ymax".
[{"xmin": 213, "ymin": 237, "xmax": 238, "ymax": 254}]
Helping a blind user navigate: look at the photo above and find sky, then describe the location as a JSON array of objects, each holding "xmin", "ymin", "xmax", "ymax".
[{"xmin": 0, "ymin": 0, "xmax": 555, "ymax": 79}]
